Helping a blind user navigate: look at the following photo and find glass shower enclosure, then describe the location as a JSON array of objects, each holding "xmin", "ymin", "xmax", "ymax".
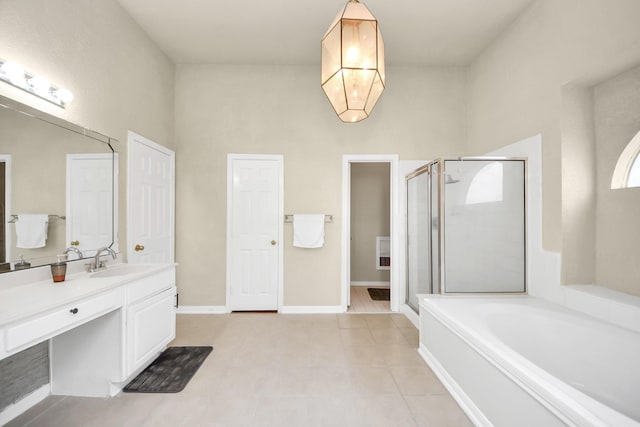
[{"xmin": 405, "ymin": 158, "xmax": 526, "ymax": 312}]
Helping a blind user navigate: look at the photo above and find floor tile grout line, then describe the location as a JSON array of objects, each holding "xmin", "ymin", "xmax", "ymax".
[
  {"xmin": 22, "ymin": 395, "xmax": 67, "ymax": 427},
  {"xmin": 386, "ymin": 357, "xmax": 422, "ymax": 427}
]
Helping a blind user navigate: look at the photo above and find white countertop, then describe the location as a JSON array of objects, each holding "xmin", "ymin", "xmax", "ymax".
[{"xmin": 0, "ymin": 263, "xmax": 175, "ymax": 326}]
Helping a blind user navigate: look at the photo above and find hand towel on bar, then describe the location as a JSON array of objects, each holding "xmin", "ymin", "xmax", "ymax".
[
  {"xmin": 15, "ymin": 214, "xmax": 49, "ymax": 248},
  {"xmin": 293, "ymin": 214, "xmax": 325, "ymax": 248}
]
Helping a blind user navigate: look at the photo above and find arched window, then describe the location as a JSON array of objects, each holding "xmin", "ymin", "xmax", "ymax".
[
  {"xmin": 611, "ymin": 129, "xmax": 640, "ymax": 189},
  {"xmin": 465, "ymin": 162, "xmax": 503, "ymax": 205},
  {"xmin": 627, "ymin": 152, "xmax": 640, "ymax": 188}
]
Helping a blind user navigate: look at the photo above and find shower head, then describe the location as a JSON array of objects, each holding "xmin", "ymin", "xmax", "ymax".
[{"xmin": 445, "ymin": 174, "xmax": 460, "ymax": 184}]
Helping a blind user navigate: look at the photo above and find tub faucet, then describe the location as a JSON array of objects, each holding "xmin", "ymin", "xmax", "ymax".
[
  {"xmin": 90, "ymin": 247, "xmax": 117, "ymax": 271},
  {"xmin": 64, "ymin": 246, "xmax": 83, "ymax": 260}
]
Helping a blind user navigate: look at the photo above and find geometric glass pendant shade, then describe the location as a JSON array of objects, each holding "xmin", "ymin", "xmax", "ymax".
[{"xmin": 321, "ymin": 0, "xmax": 385, "ymax": 123}]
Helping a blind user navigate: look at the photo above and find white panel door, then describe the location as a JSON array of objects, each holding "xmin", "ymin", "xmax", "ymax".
[
  {"xmin": 67, "ymin": 154, "xmax": 117, "ymax": 258},
  {"xmin": 228, "ymin": 155, "xmax": 282, "ymax": 311},
  {"xmin": 127, "ymin": 132, "xmax": 175, "ymax": 264}
]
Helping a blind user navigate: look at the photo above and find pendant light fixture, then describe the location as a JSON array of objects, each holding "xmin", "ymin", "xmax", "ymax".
[{"xmin": 321, "ymin": 0, "xmax": 385, "ymax": 123}]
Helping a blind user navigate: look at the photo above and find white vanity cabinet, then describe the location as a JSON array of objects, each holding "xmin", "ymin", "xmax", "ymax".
[
  {"xmin": 124, "ymin": 268, "xmax": 176, "ymax": 378},
  {"xmin": 0, "ymin": 263, "xmax": 177, "ymax": 400}
]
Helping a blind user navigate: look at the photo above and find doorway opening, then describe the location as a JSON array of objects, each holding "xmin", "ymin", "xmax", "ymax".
[
  {"xmin": 341, "ymin": 155, "xmax": 399, "ymax": 313},
  {"xmin": 349, "ymin": 163, "xmax": 391, "ymax": 312}
]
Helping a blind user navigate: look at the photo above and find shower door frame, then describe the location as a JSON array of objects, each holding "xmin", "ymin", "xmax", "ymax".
[
  {"xmin": 405, "ymin": 163, "xmax": 436, "ymax": 311},
  {"xmin": 405, "ymin": 156, "xmax": 528, "ymax": 301}
]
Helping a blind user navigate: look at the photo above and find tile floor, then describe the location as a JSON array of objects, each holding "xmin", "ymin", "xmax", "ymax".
[
  {"xmin": 348, "ymin": 286, "xmax": 391, "ymax": 313},
  {"xmin": 8, "ymin": 313, "xmax": 472, "ymax": 427}
]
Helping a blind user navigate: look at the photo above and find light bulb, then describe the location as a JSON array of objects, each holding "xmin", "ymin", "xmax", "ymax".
[
  {"xmin": 54, "ymin": 88, "xmax": 74, "ymax": 104},
  {"xmin": 346, "ymin": 46, "xmax": 360, "ymax": 62},
  {"xmin": 28, "ymin": 75, "xmax": 51, "ymax": 96},
  {"xmin": 1, "ymin": 61, "xmax": 26, "ymax": 85}
]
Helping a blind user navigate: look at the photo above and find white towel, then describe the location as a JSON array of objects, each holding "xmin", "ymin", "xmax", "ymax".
[
  {"xmin": 293, "ymin": 214, "xmax": 325, "ymax": 248},
  {"xmin": 15, "ymin": 214, "xmax": 49, "ymax": 248}
]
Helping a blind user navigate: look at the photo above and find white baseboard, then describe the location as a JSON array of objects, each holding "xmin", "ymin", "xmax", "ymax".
[
  {"xmin": 399, "ymin": 304, "xmax": 419, "ymax": 328},
  {"xmin": 0, "ymin": 383, "xmax": 50, "ymax": 426},
  {"xmin": 178, "ymin": 305, "xmax": 346, "ymax": 314},
  {"xmin": 279, "ymin": 305, "xmax": 345, "ymax": 314},
  {"xmin": 177, "ymin": 305, "xmax": 229, "ymax": 314},
  {"xmin": 350, "ymin": 281, "xmax": 390, "ymax": 287}
]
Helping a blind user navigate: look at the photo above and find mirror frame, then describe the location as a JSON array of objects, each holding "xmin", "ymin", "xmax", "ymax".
[{"xmin": 0, "ymin": 94, "xmax": 118, "ymax": 273}]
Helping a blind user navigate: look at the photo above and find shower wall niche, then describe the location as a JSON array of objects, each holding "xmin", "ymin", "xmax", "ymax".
[{"xmin": 406, "ymin": 158, "xmax": 526, "ymax": 311}]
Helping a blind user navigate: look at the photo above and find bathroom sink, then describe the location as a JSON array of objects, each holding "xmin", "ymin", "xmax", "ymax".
[{"xmin": 90, "ymin": 265, "xmax": 151, "ymax": 278}]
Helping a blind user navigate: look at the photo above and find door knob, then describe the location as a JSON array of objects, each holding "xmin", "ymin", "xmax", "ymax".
[
  {"xmin": 134, "ymin": 244, "xmax": 145, "ymax": 252},
  {"xmin": 271, "ymin": 240, "xmax": 277, "ymax": 246},
  {"xmin": 71, "ymin": 240, "xmax": 80, "ymax": 246}
]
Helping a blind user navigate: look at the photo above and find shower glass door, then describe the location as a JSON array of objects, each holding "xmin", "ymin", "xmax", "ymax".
[
  {"xmin": 406, "ymin": 168, "xmax": 430, "ymax": 311},
  {"xmin": 442, "ymin": 159, "xmax": 526, "ymax": 293}
]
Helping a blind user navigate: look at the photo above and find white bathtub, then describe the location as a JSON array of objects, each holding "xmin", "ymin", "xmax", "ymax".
[{"xmin": 419, "ymin": 296, "xmax": 640, "ymax": 427}]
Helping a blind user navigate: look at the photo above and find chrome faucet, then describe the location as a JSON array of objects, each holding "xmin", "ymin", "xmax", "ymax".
[
  {"xmin": 90, "ymin": 247, "xmax": 117, "ymax": 271},
  {"xmin": 64, "ymin": 246, "xmax": 83, "ymax": 260}
]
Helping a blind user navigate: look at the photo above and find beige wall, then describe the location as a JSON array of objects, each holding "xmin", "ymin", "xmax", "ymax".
[
  {"xmin": 350, "ymin": 163, "xmax": 390, "ymax": 283},
  {"xmin": 0, "ymin": 0, "xmax": 175, "ymax": 260},
  {"xmin": 466, "ymin": 0, "xmax": 640, "ymax": 254},
  {"xmin": 560, "ymin": 85, "xmax": 596, "ymax": 285},
  {"xmin": 0, "ymin": 0, "xmax": 174, "ymax": 148},
  {"xmin": 174, "ymin": 64, "xmax": 466, "ymax": 306},
  {"xmin": 593, "ymin": 65, "xmax": 640, "ymax": 296}
]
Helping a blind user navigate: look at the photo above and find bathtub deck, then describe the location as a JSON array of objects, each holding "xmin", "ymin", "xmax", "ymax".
[{"xmin": 419, "ymin": 295, "xmax": 640, "ymax": 427}]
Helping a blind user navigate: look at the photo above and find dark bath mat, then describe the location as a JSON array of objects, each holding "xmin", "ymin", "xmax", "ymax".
[
  {"xmin": 123, "ymin": 346, "xmax": 213, "ymax": 393},
  {"xmin": 367, "ymin": 288, "xmax": 390, "ymax": 301}
]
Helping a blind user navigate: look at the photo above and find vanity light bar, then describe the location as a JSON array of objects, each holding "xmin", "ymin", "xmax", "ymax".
[{"xmin": 0, "ymin": 59, "xmax": 73, "ymax": 108}]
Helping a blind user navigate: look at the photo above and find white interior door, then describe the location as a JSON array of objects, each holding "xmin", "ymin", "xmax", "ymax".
[
  {"xmin": 227, "ymin": 155, "xmax": 283, "ymax": 311},
  {"xmin": 67, "ymin": 153, "xmax": 117, "ymax": 258},
  {"xmin": 127, "ymin": 132, "xmax": 175, "ymax": 264}
]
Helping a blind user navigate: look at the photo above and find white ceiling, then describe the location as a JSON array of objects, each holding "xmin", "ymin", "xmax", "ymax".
[{"xmin": 117, "ymin": 0, "xmax": 534, "ymax": 66}]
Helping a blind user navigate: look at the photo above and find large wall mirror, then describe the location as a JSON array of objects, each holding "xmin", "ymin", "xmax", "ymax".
[{"xmin": 0, "ymin": 94, "xmax": 118, "ymax": 273}]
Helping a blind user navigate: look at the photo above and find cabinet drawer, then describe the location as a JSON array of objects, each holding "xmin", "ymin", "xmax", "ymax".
[
  {"xmin": 126, "ymin": 268, "xmax": 175, "ymax": 305},
  {"xmin": 5, "ymin": 289, "xmax": 123, "ymax": 352}
]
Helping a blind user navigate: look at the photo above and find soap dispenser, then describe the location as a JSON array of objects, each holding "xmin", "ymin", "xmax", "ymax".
[{"xmin": 51, "ymin": 254, "xmax": 67, "ymax": 283}]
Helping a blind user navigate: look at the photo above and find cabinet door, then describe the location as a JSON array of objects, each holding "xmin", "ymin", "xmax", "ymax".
[{"xmin": 126, "ymin": 287, "xmax": 176, "ymax": 377}]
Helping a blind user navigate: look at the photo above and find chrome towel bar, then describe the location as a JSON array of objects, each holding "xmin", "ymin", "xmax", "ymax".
[
  {"xmin": 8, "ymin": 214, "xmax": 66, "ymax": 223},
  {"xmin": 284, "ymin": 214, "xmax": 333, "ymax": 223}
]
